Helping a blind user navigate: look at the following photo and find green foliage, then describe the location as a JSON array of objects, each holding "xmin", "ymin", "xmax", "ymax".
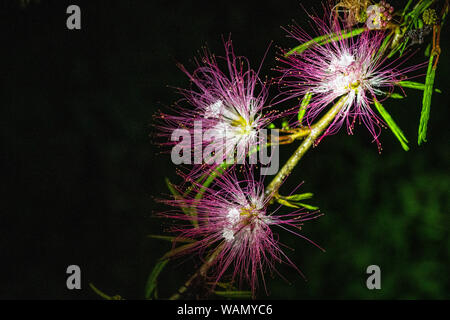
[
  {"xmin": 298, "ymin": 92, "xmax": 312, "ymax": 124},
  {"xmin": 89, "ymin": 283, "xmax": 124, "ymax": 300},
  {"xmin": 277, "ymin": 193, "xmax": 319, "ymax": 210},
  {"xmin": 397, "ymin": 80, "xmax": 441, "ymax": 93},
  {"xmin": 373, "ymin": 98, "xmax": 409, "ymax": 151},
  {"xmin": 389, "ymin": 93, "xmax": 405, "ymax": 99},
  {"xmin": 418, "ymin": 54, "xmax": 437, "ymax": 145},
  {"xmin": 144, "ymin": 259, "xmax": 169, "ymax": 299},
  {"xmin": 402, "ymin": 0, "xmax": 415, "ymax": 18},
  {"xmin": 425, "ymin": 42, "xmax": 432, "ymax": 56},
  {"xmin": 403, "ymin": 0, "xmax": 435, "ymax": 29},
  {"xmin": 144, "ymin": 241, "xmax": 198, "ymax": 299},
  {"xmin": 165, "ymin": 177, "xmax": 197, "ymax": 227},
  {"xmin": 378, "ymin": 33, "xmax": 393, "ymax": 55},
  {"xmin": 286, "ymin": 28, "xmax": 365, "ymax": 56},
  {"xmin": 160, "ymin": 242, "xmax": 197, "ymax": 260},
  {"xmin": 194, "ymin": 163, "xmax": 229, "ymax": 201},
  {"xmin": 389, "ymin": 0, "xmax": 436, "ymax": 58},
  {"xmin": 284, "ymin": 192, "xmax": 314, "ymax": 201}
]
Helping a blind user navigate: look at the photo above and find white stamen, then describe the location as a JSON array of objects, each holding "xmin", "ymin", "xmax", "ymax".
[
  {"xmin": 222, "ymin": 207, "xmax": 241, "ymax": 242},
  {"xmin": 205, "ymin": 100, "xmax": 224, "ymax": 119}
]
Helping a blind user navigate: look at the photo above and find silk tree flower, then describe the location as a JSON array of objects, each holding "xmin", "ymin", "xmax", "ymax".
[
  {"xmin": 156, "ymin": 39, "xmax": 277, "ymax": 178},
  {"xmin": 159, "ymin": 168, "xmax": 322, "ymax": 297},
  {"xmin": 276, "ymin": 12, "xmax": 423, "ymax": 150}
]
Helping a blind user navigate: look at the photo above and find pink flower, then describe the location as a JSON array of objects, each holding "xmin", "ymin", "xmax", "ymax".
[
  {"xmin": 159, "ymin": 167, "xmax": 322, "ymax": 297},
  {"xmin": 156, "ymin": 39, "xmax": 277, "ymax": 178},
  {"xmin": 276, "ymin": 12, "xmax": 423, "ymax": 149}
]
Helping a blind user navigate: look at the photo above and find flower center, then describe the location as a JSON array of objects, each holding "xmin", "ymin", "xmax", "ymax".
[
  {"xmin": 327, "ymin": 53, "xmax": 363, "ymax": 94},
  {"xmin": 230, "ymin": 116, "xmax": 253, "ymax": 135},
  {"xmin": 222, "ymin": 205, "xmax": 262, "ymax": 242},
  {"xmin": 349, "ymin": 79, "xmax": 361, "ymax": 90},
  {"xmin": 205, "ymin": 99, "xmax": 255, "ymax": 137}
]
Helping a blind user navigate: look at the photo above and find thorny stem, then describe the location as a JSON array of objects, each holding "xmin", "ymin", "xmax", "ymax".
[{"xmin": 265, "ymin": 96, "xmax": 347, "ymax": 197}]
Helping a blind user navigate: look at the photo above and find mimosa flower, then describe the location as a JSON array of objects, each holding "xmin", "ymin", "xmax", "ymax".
[
  {"xmin": 277, "ymin": 12, "xmax": 423, "ymax": 149},
  {"xmin": 159, "ymin": 168, "xmax": 322, "ymax": 297},
  {"xmin": 156, "ymin": 39, "xmax": 277, "ymax": 178}
]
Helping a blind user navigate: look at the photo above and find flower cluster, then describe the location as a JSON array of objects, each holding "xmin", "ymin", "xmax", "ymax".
[
  {"xmin": 156, "ymin": 39, "xmax": 322, "ymax": 296},
  {"xmin": 154, "ymin": 1, "xmax": 427, "ymax": 298},
  {"xmin": 160, "ymin": 168, "xmax": 322, "ymax": 297}
]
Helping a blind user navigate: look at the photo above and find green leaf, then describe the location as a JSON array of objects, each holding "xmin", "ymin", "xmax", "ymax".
[
  {"xmin": 144, "ymin": 259, "xmax": 169, "ymax": 299},
  {"xmin": 403, "ymin": 0, "xmax": 435, "ymax": 26},
  {"xmin": 165, "ymin": 178, "xmax": 198, "ymax": 227},
  {"xmin": 161, "ymin": 242, "xmax": 197, "ymax": 260},
  {"xmin": 401, "ymin": 0, "xmax": 414, "ymax": 18},
  {"xmin": 392, "ymin": 0, "xmax": 435, "ymax": 58},
  {"xmin": 418, "ymin": 53, "xmax": 437, "ymax": 145},
  {"xmin": 284, "ymin": 193, "xmax": 314, "ymax": 201},
  {"xmin": 214, "ymin": 291, "xmax": 252, "ymax": 299},
  {"xmin": 296, "ymin": 202, "xmax": 319, "ymax": 210},
  {"xmin": 389, "ymin": 93, "xmax": 405, "ymax": 99},
  {"xmin": 373, "ymin": 98, "xmax": 409, "ymax": 151},
  {"xmin": 397, "ymin": 80, "xmax": 425, "ymax": 90},
  {"xmin": 194, "ymin": 162, "xmax": 229, "ymax": 202},
  {"xmin": 441, "ymin": 1, "xmax": 449, "ymax": 27},
  {"xmin": 277, "ymin": 198, "xmax": 319, "ymax": 210},
  {"xmin": 143, "ymin": 242, "xmax": 197, "ymax": 299},
  {"xmin": 389, "ymin": 37, "xmax": 408, "ymax": 58},
  {"xmin": 277, "ymin": 198, "xmax": 301, "ymax": 208},
  {"xmin": 424, "ymin": 43, "xmax": 431, "ymax": 57},
  {"xmin": 378, "ymin": 32, "xmax": 393, "ymax": 55},
  {"xmin": 418, "ymin": 18, "xmax": 424, "ymax": 29},
  {"xmin": 286, "ymin": 28, "xmax": 365, "ymax": 56},
  {"xmin": 89, "ymin": 283, "xmax": 122, "ymax": 300},
  {"xmin": 397, "ymin": 80, "xmax": 441, "ymax": 93},
  {"xmin": 298, "ymin": 92, "xmax": 312, "ymax": 124}
]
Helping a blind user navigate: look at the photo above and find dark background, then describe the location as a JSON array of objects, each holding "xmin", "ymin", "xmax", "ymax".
[{"xmin": 1, "ymin": 0, "xmax": 448, "ymax": 299}]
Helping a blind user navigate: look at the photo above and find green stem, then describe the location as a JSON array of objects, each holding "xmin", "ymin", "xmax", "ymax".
[
  {"xmin": 265, "ymin": 96, "xmax": 347, "ymax": 196},
  {"xmin": 89, "ymin": 283, "xmax": 122, "ymax": 300},
  {"xmin": 194, "ymin": 163, "xmax": 229, "ymax": 201},
  {"xmin": 286, "ymin": 28, "xmax": 365, "ymax": 56},
  {"xmin": 418, "ymin": 50, "xmax": 437, "ymax": 145},
  {"xmin": 169, "ymin": 243, "xmax": 224, "ymax": 300}
]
